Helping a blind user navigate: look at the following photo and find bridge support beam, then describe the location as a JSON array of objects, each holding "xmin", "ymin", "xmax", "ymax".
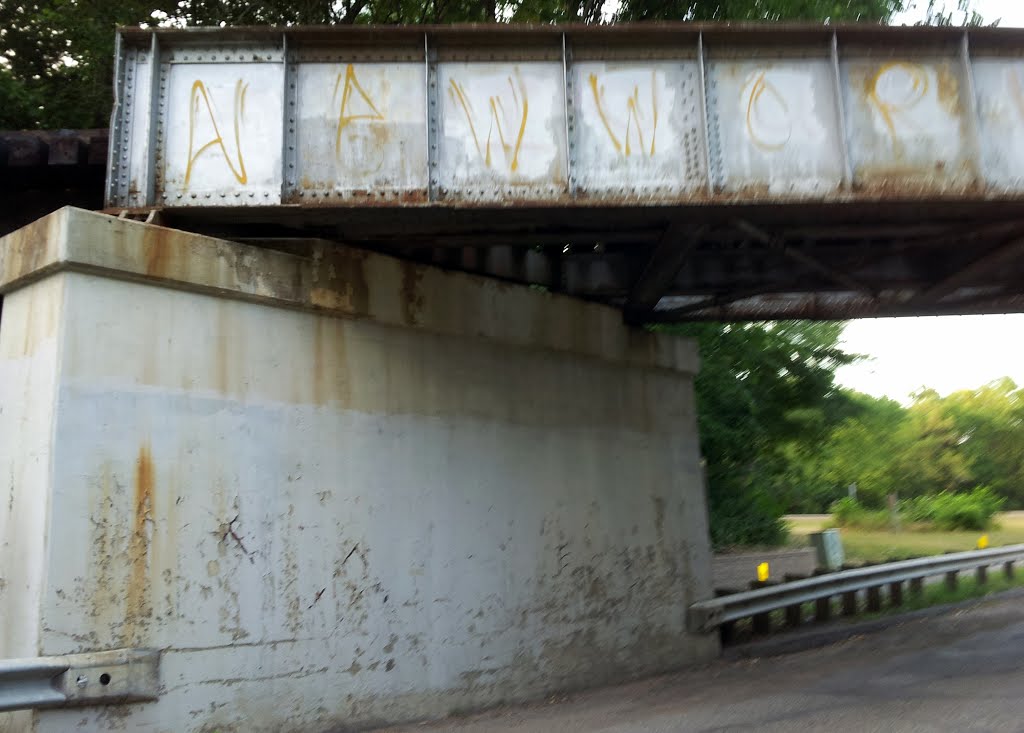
[{"xmin": 0, "ymin": 208, "xmax": 717, "ymax": 732}]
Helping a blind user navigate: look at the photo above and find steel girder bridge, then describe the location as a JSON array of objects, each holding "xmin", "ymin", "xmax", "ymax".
[{"xmin": 104, "ymin": 23, "xmax": 1024, "ymax": 321}]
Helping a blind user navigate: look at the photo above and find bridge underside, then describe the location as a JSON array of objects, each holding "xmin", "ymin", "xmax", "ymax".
[{"xmin": 149, "ymin": 199, "xmax": 1024, "ymax": 322}]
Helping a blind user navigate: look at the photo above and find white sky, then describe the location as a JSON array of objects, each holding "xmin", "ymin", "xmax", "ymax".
[
  {"xmin": 836, "ymin": 316, "xmax": 1024, "ymax": 402},
  {"xmin": 834, "ymin": 1, "xmax": 1024, "ymax": 404},
  {"xmin": 894, "ymin": 0, "xmax": 1024, "ymax": 25}
]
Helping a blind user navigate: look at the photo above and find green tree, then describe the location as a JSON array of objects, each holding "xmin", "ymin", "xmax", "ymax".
[
  {"xmin": 940, "ymin": 379, "xmax": 1024, "ymax": 507},
  {"xmin": 666, "ymin": 321, "xmax": 857, "ymax": 547}
]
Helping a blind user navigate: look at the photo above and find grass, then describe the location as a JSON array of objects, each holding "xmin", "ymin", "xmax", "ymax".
[{"xmin": 784, "ymin": 511, "xmax": 1024, "ymax": 564}]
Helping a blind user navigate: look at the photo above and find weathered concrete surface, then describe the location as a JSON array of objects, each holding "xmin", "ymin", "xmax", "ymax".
[
  {"xmin": 0, "ymin": 208, "xmax": 716, "ymax": 733},
  {"xmin": 376, "ymin": 592, "xmax": 1024, "ymax": 732}
]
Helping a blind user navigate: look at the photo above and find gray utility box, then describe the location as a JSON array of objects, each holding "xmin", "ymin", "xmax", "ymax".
[{"xmin": 809, "ymin": 529, "xmax": 845, "ymax": 571}]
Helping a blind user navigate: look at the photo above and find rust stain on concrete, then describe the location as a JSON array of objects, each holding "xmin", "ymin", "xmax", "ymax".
[
  {"xmin": 400, "ymin": 261, "xmax": 425, "ymax": 326},
  {"xmin": 310, "ymin": 247, "xmax": 370, "ymax": 315},
  {"xmin": 143, "ymin": 225, "xmax": 174, "ymax": 279},
  {"xmin": 123, "ymin": 444, "xmax": 155, "ymax": 645},
  {"xmin": 311, "ymin": 317, "xmax": 351, "ymax": 407}
]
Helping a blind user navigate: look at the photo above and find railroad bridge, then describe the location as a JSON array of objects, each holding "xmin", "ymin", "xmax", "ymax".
[{"xmin": 2, "ymin": 23, "xmax": 1024, "ymax": 733}]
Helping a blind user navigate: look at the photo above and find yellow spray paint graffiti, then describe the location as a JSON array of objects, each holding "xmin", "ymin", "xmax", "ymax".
[
  {"xmin": 588, "ymin": 71, "xmax": 659, "ymax": 158},
  {"xmin": 184, "ymin": 79, "xmax": 249, "ymax": 187},
  {"xmin": 867, "ymin": 62, "xmax": 929, "ymax": 142},
  {"xmin": 448, "ymin": 72, "xmax": 529, "ymax": 172},
  {"xmin": 742, "ymin": 71, "xmax": 791, "ymax": 152},
  {"xmin": 333, "ymin": 64, "xmax": 386, "ymax": 160}
]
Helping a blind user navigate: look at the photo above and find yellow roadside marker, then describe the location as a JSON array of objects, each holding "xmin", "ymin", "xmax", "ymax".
[{"xmin": 757, "ymin": 562, "xmax": 770, "ymax": 582}]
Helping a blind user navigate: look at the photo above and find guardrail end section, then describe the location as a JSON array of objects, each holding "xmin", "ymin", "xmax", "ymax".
[
  {"xmin": 0, "ymin": 648, "xmax": 160, "ymax": 713},
  {"xmin": 60, "ymin": 648, "xmax": 160, "ymax": 707},
  {"xmin": 687, "ymin": 604, "xmax": 723, "ymax": 634}
]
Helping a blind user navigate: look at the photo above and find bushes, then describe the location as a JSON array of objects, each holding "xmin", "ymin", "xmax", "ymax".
[
  {"xmin": 902, "ymin": 487, "xmax": 1005, "ymax": 531},
  {"xmin": 830, "ymin": 496, "xmax": 891, "ymax": 530},
  {"xmin": 830, "ymin": 487, "xmax": 1004, "ymax": 531}
]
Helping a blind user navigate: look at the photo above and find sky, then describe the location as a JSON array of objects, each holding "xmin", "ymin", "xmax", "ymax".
[
  {"xmin": 893, "ymin": 0, "xmax": 1024, "ymax": 25},
  {"xmin": 833, "ymin": 1, "xmax": 1024, "ymax": 404},
  {"xmin": 836, "ymin": 316, "xmax": 1024, "ymax": 403}
]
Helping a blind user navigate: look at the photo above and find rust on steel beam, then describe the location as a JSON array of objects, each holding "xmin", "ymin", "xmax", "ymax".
[{"xmin": 624, "ymin": 222, "xmax": 705, "ymax": 323}]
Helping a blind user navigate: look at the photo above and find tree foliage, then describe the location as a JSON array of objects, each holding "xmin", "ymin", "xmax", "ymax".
[
  {"xmin": 783, "ymin": 378, "xmax": 1024, "ymax": 513},
  {"xmin": 0, "ymin": 0, "xmax": 913, "ymax": 130},
  {"xmin": 665, "ymin": 321, "xmax": 857, "ymax": 547}
]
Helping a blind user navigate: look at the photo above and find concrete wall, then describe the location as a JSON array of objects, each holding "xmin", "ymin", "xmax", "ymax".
[{"xmin": 0, "ymin": 208, "xmax": 717, "ymax": 733}]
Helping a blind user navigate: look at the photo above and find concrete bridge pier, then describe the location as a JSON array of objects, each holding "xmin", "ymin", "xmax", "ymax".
[{"xmin": 0, "ymin": 207, "xmax": 716, "ymax": 733}]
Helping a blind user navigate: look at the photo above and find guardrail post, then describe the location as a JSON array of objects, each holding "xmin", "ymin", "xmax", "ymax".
[
  {"xmin": 783, "ymin": 574, "xmax": 805, "ymax": 626},
  {"xmin": 909, "ymin": 577, "xmax": 924, "ymax": 597},
  {"xmin": 976, "ymin": 565, "xmax": 988, "ymax": 584},
  {"xmin": 815, "ymin": 596, "xmax": 832, "ymax": 623},
  {"xmin": 749, "ymin": 580, "xmax": 773, "ymax": 634},
  {"xmin": 842, "ymin": 590, "xmax": 858, "ymax": 616},
  {"xmin": 811, "ymin": 565, "xmax": 835, "ymax": 618},
  {"xmin": 1005, "ymin": 561, "xmax": 1015, "ymax": 580},
  {"xmin": 714, "ymin": 589, "xmax": 738, "ymax": 642},
  {"xmin": 866, "ymin": 586, "xmax": 882, "ymax": 612},
  {"xmin": 889, "ymin": 580, "xmax": 903, "ymax": 607},
  {"xmin": 945, "ymin": 570, "xmax": 958, "ymax": 592}
]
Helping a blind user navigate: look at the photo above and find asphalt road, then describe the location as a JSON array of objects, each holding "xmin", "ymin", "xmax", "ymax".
[{"xmin": 375, "ymin": 593, "xmax": 1024, "ymax": 732}]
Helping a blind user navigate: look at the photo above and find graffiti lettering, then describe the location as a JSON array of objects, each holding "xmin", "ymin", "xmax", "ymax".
[
  {"xmin": 868, "ymin": 62, "xmax": 929, "ymax": 141},
  {"xmin": 588, "ymin": 71, "xmax": 658, "ymax": 157},
  {"xmin": 333, "ymin": 64, "xmax": 386, "ymax": 160},
  {"xmin": 742, "ymin": 71, "xmax": 792, "ymax": 152},
  {"xmin": 448, "ymin": 72, "xmax": 529, "ymax": 171},
  {"xmin": 184, "ymin": 79, "xmax": 249, "ymax": 187}
]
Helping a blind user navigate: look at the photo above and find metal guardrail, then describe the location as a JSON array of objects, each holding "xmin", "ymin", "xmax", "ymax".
[
  {"xmin": 0, "ymin": 648, "xmax": 160, "ymax": 713},
  {"xmin": 688, "ymin": 544, "xmax": 1024, "ymax": 634}
]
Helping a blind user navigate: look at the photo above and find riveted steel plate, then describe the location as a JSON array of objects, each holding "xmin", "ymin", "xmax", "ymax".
[
  {"xmin": 841, "ymin": 58, "xmax": 975, "ymax": 189},
  {"xmin": 293, "ymin": 62, "xmax": 427, "ymax": 198},
  {"xmin": 159, "ymin": 60, "xmax": 284, "ymax": 205},
  {"xmin": 572, "ymin": 61, "xmax": 707, "ymax": 198},
  {"xmin": 708, "ymin": 59, "xmax": 844, "ymax": 196},
  {"xmin": 436, "ymin": 61, "xmax": 568, "ymax": 200},
  {"xmin": 973, "ymin": 59, "xmax": 1024, "ymax": 191},
  {"xmin": 104, "ymin": 26, "xmax": 1024, "ymax": 212}
]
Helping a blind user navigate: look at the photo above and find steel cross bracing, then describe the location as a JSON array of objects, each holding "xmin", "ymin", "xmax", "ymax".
[{"xmin": 106, "ymin": 24, "xmax": 1024, "ymax": 321}]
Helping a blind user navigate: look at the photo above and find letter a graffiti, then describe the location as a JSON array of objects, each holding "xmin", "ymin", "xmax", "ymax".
[{"xmin": 184, "ymin": 79, "xmax": 249, "ymax": 187}]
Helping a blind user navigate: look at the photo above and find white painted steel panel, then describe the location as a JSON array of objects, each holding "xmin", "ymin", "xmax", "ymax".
[
  {"xmin": 708, "ymin": 59, "xmax": 843, "ymax": 195},
  {"xmin": 572, "ymin": 61, "xmax": 706, "ymax": 196},
  {"xmin": 160, "ymin": 62, "xmax": 284, "ymax": 205},
  {"xmin": 842, "ymin": 59, "xmax": 974, "ymax": 187},
  {"xmin": 973, "ymin": 59, "xmax": 1024, "ymax": 191},
  {"xmin": 295, "ymin": 62, "xmax": 427, "ymax": 195},
  {"xmin": 437, "ymin": 62, "xmax": 567, "ymax": 198}
]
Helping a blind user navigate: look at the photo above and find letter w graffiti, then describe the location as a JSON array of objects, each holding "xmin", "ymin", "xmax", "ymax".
[
  {"xmin": 448, "ymin": 73, "xmax": 529, "ymax": 172},
  {"xmin": 588, "ymin": 71, "xmax": 658, "ymax": 157},
  {"xmin": 184, "ymin": 79, "xmax": 248, "ymax": 187}
]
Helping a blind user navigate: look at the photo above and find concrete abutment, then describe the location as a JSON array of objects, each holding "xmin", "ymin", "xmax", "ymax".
[{"xmin": 0, "ymin": 207, "xmax": 717, "ymax": 732}]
